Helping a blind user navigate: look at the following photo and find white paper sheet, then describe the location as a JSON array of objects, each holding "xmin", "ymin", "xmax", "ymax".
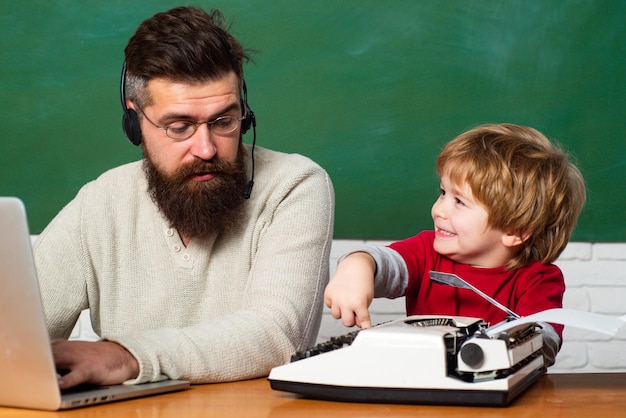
[{"xmin": 485, "ymin": 308, "xmax": 626, "ymax": 338}]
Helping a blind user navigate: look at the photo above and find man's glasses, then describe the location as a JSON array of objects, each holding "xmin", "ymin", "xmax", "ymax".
[{"xmin": 136, "ymin": 106, "xmax": 245, "ymax": 140}]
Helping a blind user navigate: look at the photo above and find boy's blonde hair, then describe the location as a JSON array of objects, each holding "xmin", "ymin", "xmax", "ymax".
[{"xmin": 436, "ymin": 123, "xmax": 586, "ymax": 270}]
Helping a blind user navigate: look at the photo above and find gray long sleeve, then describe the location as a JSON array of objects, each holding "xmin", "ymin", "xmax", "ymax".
[{"xmin": 338, "ymin": 245, "xmax": 408, "ymax": 299}]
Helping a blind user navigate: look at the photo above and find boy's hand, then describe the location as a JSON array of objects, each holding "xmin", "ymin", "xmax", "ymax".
[{"xmin": 324, "ymin": 252, "xmax": 376, "ymax": 329}]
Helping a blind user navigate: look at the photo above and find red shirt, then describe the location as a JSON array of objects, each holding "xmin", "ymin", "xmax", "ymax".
[{"xmin": 389, "ymin": 231, "xmax": 565, "ymax": 337}]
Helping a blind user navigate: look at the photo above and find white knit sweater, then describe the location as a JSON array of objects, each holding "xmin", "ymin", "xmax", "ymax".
[{"xmin": 34, "ymin": 145, "xmax": 334, "ymax": 384}]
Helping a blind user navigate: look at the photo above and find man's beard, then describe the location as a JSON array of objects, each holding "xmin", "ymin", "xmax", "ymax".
[{"xmin": 143, "ymin": 147, "xmax": 248, "ymax": 240}]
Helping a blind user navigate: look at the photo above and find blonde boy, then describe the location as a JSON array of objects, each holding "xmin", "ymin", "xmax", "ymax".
[{"xmin": 324, "ymin": 123, "xmax": 586, "ymax": 366}]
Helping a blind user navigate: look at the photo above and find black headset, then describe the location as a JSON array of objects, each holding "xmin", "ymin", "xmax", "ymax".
[
  {"xmin": 120, "ymin": 62, "xmax": 257, "ymax": 198},
  {"xmin": 120, "ymin": 62, "xmax": 255, "ymax": 145}
]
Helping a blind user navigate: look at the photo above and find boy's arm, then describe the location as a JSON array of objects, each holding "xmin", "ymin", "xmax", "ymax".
[
  {"xmin": 324, "ymin": 246, "xmax": 409, "ymax": 329},
  {"xmin": 324, "ymin": 252, "xmax": 376, "ymax": 329},
  {"xmin": 538, "ymin": 322, "xmax": 561, "ymax": 367},
  {"xmin": 366, "ymin": 246, "xmax": 409, "ymax": 298}
]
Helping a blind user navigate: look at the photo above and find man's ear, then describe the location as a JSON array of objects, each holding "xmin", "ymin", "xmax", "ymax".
[{"xmin": 502, "ymin": 232, "xmax": 529, "ymax": 248}]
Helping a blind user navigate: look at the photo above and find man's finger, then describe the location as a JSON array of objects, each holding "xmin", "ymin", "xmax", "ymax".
[{"xmin": 57, "ymin": 368, "xmax": 88, "ymax": 390}]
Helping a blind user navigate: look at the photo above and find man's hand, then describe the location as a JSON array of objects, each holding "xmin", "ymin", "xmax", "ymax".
[
  {"xmin": 324, "ymin": 252, "xmax": 376, "ymax": 329},
  {"xmin": 51, "ymin": 340, "xmax": 140, "ymax": 390}
]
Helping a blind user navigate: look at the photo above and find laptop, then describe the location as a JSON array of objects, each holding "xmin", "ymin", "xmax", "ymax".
[{"xmin": 0, "ymin": 197, "xmax": 189, "ymax": 410}]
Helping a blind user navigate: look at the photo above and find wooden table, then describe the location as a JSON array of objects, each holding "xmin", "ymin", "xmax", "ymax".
[{"xmin": 1, "ymin": 373, "xmax": 624, "ymax": 417}]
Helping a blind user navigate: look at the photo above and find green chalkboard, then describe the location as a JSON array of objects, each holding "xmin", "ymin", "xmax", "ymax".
[{"xmin": 1, "ymin": 1, "xmax": 625, "ymax": 241}]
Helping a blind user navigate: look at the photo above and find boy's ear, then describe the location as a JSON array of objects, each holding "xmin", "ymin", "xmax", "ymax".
[{"xmin": 502, "ymin": 232, "xmax": 530, "ymax": 248}]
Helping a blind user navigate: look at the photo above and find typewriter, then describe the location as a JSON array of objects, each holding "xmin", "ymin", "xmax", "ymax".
[
  {"xmin": 269, "ymin": 271, "xmax": 625, "ymax": 406},
  {"xmin": 268, "ymin": 314, "xmax": 544, "ymax": 406}
]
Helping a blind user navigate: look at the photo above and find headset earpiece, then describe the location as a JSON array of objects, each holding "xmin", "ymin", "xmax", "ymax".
[
  {"xmin": 241, "ymin": 80, "xmax": 256, "ymax": 135},
  {"xmin": 241, "ymin": 102, "xmax": 255, "ymax": 135},
  {"xmin": 120, "ymin": 62, "xmax": 142, "ymax": 146},
  {"xmin": 122, "ymin": 108, "xmax": 142, "ymax": 146}
]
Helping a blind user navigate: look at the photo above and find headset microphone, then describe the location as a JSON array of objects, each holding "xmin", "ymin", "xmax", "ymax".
[
  {"xmin": 241, "ymin": 123, "xmax": 256, "ymax": 198},
  {"xmin": 241, "ymin": 80, "xmax": 256, "ymax": 199}
]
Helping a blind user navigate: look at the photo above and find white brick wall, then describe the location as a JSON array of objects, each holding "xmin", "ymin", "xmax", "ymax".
[{"xmin": 68, "ymin": 239, "xmax": 626, "ymax": 374}]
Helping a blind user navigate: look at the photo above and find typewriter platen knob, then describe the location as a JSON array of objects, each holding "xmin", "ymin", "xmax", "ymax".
[{"xmin": 460, "ymin": 342, "xmax": 484, "ymax": 368}]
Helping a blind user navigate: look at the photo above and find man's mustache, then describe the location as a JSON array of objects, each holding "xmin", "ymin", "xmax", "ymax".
[{"xmin": 177, "ymin": 158, "xmax": 236, "ymax": 178}]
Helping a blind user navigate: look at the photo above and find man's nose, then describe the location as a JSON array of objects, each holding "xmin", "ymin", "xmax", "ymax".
[{"xmin": 189, "ymin": 124, "xmax": 217, "ymax": 160}]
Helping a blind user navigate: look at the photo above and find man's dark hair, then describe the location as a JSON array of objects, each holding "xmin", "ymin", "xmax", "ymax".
[{"xmin": 124, "ymin": 6, "xmax": 250, "ymax": 105}]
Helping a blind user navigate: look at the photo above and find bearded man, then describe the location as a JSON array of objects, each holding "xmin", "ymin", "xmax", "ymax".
[{"xmin": 33, "ymin": 6, "xmax": 334, "ymax": 389}]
